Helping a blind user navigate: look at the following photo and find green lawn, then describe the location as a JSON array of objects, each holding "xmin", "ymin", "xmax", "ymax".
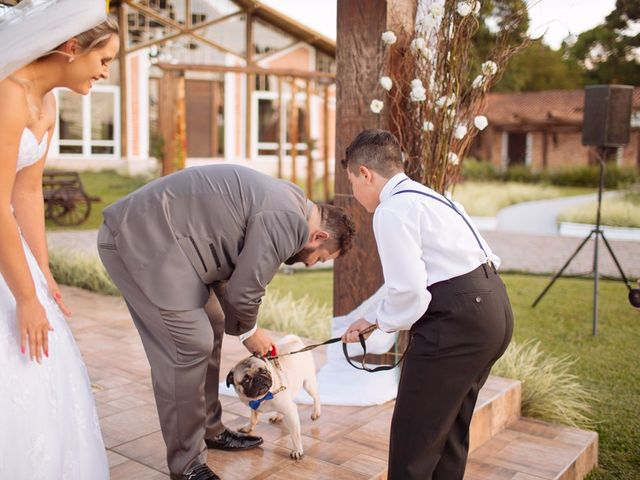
[
  {"xmin": 267, "ymin": 269, "xmax": 640, "ymax": 480},
  {"xmin": 45, "ymin": 171, "xmax": 152, "ymax": 231}
]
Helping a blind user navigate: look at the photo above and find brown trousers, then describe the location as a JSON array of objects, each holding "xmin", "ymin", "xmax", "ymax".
[
  {"xmin": 388, "ymin": 264, "xmax": 514, "ymax": 480},
  {"xmin": 98, "ymin": 224, "xmax": 227, "ymax": 476}
]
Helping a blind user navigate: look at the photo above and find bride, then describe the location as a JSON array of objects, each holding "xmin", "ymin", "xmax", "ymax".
[{"xmin": 0, "ymin": 1, "xmax": 119, "ymax": 477}]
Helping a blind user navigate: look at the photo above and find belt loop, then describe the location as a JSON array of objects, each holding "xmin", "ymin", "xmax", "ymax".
[{"xmin": 481, "ymin": 263, "xmax": 489, "ymax": 278}]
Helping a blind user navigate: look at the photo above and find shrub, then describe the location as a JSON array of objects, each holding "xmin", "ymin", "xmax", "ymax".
[
  {"xmin": 258, "ymin": 290, "xmax": 332, "ymax": 340},
  {"xmin": 491, "ymin": 340, "xmax": 595, "ymax": 429},
  {"xmin": 49, "ymin": 249, "xmax": 120, "ymax": 296}
]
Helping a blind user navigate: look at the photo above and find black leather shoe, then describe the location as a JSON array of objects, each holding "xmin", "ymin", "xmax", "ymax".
[
  {"xmin": 205, "ymin": 428, "xmax": 264, "ymax": 451},
  {"xmin": 170, "ymin": 463, "xmax": 221, "ymax": 480}
]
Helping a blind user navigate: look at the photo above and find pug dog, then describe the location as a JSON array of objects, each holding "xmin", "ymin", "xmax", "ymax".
[{"xmin": 226, "ymin": 334, "xmax": 321, "ymax": 459}]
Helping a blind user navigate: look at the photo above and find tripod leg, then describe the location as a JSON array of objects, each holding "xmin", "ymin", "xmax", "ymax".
[
  {"xmin": 532, "ymin": 231, "xmax": 594, "ymax": 308},
  {"xmin": 599, "ymin": 232, "xmax": 632, "ymax": 288},
  {"xmin": 592, "ymin": 230, "xmax": 600, "ymax": 336}
]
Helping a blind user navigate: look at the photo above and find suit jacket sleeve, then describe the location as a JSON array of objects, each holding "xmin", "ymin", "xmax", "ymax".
[{"xmin": 222, "ymin": 210, "xmax": 307, "ymax": 336}]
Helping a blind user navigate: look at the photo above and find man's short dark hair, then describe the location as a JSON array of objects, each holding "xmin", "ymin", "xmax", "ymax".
[
  {"xmin": 341, "ymin": 129, "xmax": 404, "ymax": 177},
  {"xmin": 318, "ymin": 204, "xmax": 356, "ymax": 256}
]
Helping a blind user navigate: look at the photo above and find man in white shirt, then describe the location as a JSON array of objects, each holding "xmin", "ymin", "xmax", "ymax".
[{"xmin": 341, "ymin": 129, "xmax": 513, "ymax": 480}]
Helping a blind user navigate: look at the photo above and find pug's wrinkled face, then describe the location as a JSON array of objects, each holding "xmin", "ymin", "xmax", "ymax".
[{"xmin": 226, "ymin": 357, "xmax": 273, "ymax": 399}]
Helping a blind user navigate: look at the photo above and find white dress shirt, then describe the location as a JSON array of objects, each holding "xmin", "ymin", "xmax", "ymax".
[{"xmin": 366, "ymin": 173, "xmax": 501, "ymax": 333}]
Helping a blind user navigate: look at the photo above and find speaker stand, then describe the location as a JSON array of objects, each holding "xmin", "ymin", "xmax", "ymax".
[{"xmin": 532, "ymin": 147, "xmax": 636, "ymax": 335}]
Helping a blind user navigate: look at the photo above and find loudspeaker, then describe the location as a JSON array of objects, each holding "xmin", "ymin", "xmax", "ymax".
[{"xmin": 582, "ymin": 85, "xmax": 633, "ymax": 147}]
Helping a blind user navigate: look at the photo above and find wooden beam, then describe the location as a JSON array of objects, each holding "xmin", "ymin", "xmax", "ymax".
[
  {"xmin": 157, "ymin": 63, "xmax": 335, "ymax": 80},
  {"xmin": 277, "ymin": 76, "xmax": 283, "ymax": 178},
  {"xmin": 306, "ymin": 79, "xmax": 313, "ymax": 200},
  {"xmin": 118, "ymin": 4, "xmax": 129, "ymax": 160},
  {"xmin": 159, "ymin": 69, "xmax": 186, "ymax": 175},
  {"xmin": 290, "ymin": 79, "xmax": 299, "ymax": 184},
  {"xmin": 246, "ymin": 10, "xmax": 254, "ymax": 159}
]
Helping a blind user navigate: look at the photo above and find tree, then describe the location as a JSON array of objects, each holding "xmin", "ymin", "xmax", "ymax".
[
  {"xmin": 567, "ymin": 0, "xmax": 640, "ymax": 85},
  {"xmin": 494, "ymin": 40, "xmax": 583, "ymax": 91}
]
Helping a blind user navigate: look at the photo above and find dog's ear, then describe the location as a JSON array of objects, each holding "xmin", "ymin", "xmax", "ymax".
[{"xmin": 226, "ymin": 370, "xmax": 235, "ymax": 388}]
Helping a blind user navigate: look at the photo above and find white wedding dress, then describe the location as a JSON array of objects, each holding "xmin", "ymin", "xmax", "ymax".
[{"xmin": 0, "ymin": 129, "xmax": 109, "ymax": 479}]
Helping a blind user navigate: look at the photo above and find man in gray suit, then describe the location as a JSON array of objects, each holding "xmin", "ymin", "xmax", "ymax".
[{"xmin": 97, "ymin": 165, "xmax": 355, "ymax": 480}]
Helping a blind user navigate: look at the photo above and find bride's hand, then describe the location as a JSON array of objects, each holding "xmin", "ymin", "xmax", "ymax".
[
  {"xmin": 44, "ymin": 271, "xmax": 71, "ymax": 317},
  {"xmin": 17, "ymin": 296, "xmax": 53, "ymax": 363}
]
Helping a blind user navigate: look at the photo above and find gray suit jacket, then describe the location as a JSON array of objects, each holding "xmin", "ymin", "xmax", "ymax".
[{"xmin": 102, "ymin": 165, "xmax": 310, "ymax": 335}]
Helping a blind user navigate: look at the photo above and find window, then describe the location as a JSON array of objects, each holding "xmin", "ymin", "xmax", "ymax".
[{"xmin": 54, "ymin": 85, "xmax": 120, "ymax": 158}]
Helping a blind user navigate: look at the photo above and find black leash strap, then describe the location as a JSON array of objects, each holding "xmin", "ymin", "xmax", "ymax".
[
  {"xmin": 341, "ymin": 325, "xmax": 409, "ymax": 372},
  {"xmin": 264, "ymin": 324, "xmax": 409, "ymax": 373}
]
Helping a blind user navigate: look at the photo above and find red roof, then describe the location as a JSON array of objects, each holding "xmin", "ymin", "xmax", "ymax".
[{"xmin": 485, "ymin": 87, "xmax": 640, "ymax": 127}]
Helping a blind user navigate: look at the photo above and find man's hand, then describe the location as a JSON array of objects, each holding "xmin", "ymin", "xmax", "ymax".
[
  {"xmin": 342, "ymin": 318, "xmax": 375, "ymax": 343},
  {"xmin": 242, "ymin": 328, "xmax": 274, "ymax": 357}
]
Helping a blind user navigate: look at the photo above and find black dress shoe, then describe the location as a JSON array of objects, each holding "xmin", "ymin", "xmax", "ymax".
[
  {"xmin": 170, "ymin": 463, "xmax": 221, "ymax": 480},
  {"xmin": 205, "ymin": 428, "xmax": 264, "ymax": 451}
]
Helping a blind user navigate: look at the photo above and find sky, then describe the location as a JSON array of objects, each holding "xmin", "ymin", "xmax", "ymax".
[{"xmin": 259, "ymin": 0, "xmax": 618, "ymax": 50}]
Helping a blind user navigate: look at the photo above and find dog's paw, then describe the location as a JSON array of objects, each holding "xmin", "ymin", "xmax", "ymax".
[
  {"xmin": 238, "ymin": 424, "xmax": 253, "ymax": 434},
  {"xmin": 290, "ymin": 450, "xmax": 304, "ymax": 460},
  {"xmin": 310, "ymin": 411, "xmax": 321, "ymax": 421},
  {"xmin": 269, "ymin": 413, "xmax": 284, "ymax": 423}
]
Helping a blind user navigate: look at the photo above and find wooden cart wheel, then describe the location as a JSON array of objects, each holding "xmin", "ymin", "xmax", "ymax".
[{"xmin": 47, "ymin": 186, "xmax": 91, "ymax": 226}]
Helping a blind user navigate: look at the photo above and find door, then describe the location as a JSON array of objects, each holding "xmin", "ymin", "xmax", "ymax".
[{"xmin": 185, "ymin": 79, "xmax": 224, "ymax": 158}]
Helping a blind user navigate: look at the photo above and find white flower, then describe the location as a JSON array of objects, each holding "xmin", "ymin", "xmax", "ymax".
[
  {"xmin": 423, "ymin": 121, "xmax": 435, "ymax": 132},
  {"xmin": 456, "ymin": 1, "xmax": 473, "ymax": 17},
  {"xmin": 370, "ymin": 99, "xmax": 384, "ymax": 114},
  {"xmin": 474, "ymin": 0, "xmax": 481, "ymax": 15},
  {"xmin": 448, "ymin": 152, "xmax": 460, "ymax": 165},
  {"xmin": 454, "ymin": 123, "xmax": 468, "ymax": 139},
  {"xmin": 381, "ymin": 31, "xmax": 397, "ymax": 45},
  {"xmin": 380, "ymin": 76, "xmax": 393, "ymax": 91},
  {"xmin": 421, "ymin": 47, "xmax": 434, "ymax": 61},
  {"xmin": 411, "ymin": 37, "xmax": 427, "ymax": 52},
  {"xmin": 430, "ymin": 3, "xmax": 445, "ymax": 17},
  {"xmin": 481, "ymin": 60, "xmax": 498, "ymax": 76},
  {"xmin": 474, "ymin": 115, "xmax": 489, "ymax": 130},
  {"xmin": 418, "ymin": 14, "xmax": 436, "ymax": 32},
  {"xmin": 472, "ymin": 74, "xmax": 484, "ymax": 88},
  {"xmin": 411, "ymin": 85, "xmax": 426, "ymax": 102},
  {"xmin": 435, "ymin": 96, "xmax": 447, "ymax": 108},
  {"xmin": 411, "ymin": 78, "xmax": 423, "ymax": 89},
  {"xmin": 446, "ymin": 93, "xmax": 457, "ymax": 107}
]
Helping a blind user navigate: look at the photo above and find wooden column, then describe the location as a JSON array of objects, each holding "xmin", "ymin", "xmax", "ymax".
[
  {"xmin": 542, "ymin": 129, "xmax": 549, "ymax": 169},
  {"xmin": 334, "ymin": 0, "xmax": 416, "ymax": 317},
  {"xmin": 323, "ymin": 83, "xmax": 331, "ymax": 201},
  {"xmin": 160, "ymin": 69, "xmax": 186, "ymax": 176},
  {"xmin": 277, "ymin": 76, "xmax": 284, "ymax": 178},
  {"xmin": 118, "ymin": 4, "xmax": 129, "ymax": 159},
  {"xmin": 305, "ymin": 79, "xmax": 314, "ymax": 200},
  {"xmin": 290, "ymin": 79, "xmax": 299, "ymax": 184}
]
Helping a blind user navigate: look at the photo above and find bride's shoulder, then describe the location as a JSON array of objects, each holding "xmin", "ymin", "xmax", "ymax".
[{"xmin": 0, "ymin": 78, "xmax": 29, "ymax": 129}]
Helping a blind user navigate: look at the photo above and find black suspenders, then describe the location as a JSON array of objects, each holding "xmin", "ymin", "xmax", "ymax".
[{"xmin": 391, "ymin": 186, "xmax": 489, "ymax": 262}]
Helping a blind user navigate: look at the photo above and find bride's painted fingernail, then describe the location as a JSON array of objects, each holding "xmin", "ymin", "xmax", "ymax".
[
  {"xmin": 20, "ymin": 346, "xmax": 25, "ymax": 354},
  {"xmin": 53, "ymin": 292, "xmax": 61, "ymax": 300}
]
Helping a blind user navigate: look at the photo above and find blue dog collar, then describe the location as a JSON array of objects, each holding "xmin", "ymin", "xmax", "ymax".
[{"xmin": 249, "ymin": 391, "xmax": 274, "ymax": 410}]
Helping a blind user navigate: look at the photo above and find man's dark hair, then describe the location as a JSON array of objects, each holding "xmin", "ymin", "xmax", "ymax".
[
  {"xmin": 317, "ymin": 204, "xmax": 356, "ymax": 256},
  {"xmin": 341, "ymin": 129, "xmax": 404, "ymax": 177}
]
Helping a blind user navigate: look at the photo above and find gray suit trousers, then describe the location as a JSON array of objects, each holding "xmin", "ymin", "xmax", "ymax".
[{"xmin": 98, "ymin": 224, "xmax": 226, "ymax": 475}]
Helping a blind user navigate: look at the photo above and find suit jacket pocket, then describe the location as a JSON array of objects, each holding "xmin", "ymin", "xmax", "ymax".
[{"xmin": 177, "ymin": 236, "xmax": 214, "ymax": 283}]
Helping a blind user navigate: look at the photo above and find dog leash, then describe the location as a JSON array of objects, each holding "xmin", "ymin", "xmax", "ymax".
[{"xmin": 259, "ymin": 324, "xmax": 409, "ymax": 373}]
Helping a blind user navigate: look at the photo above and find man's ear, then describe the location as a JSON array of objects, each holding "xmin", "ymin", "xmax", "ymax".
[{"xmin": 312, "ymin": 230, "xmax": 330, "ymax": 242}]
